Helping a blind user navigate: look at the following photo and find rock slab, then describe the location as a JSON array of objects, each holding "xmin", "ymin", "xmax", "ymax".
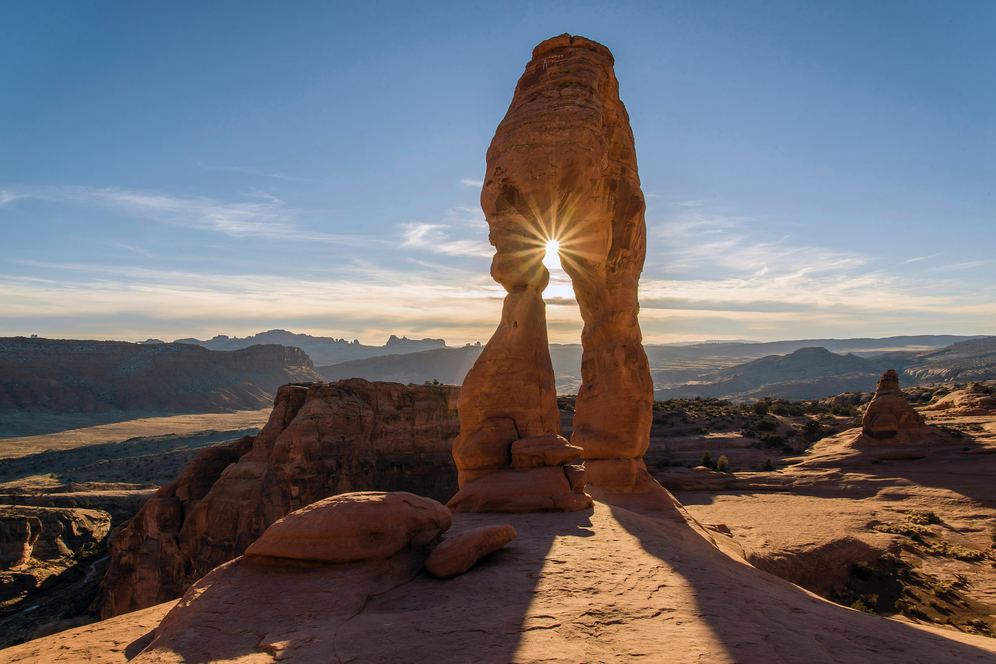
[
  {"xmin": 426, "ymin": 524, "xmax": 517, "ymax": 578},
  {"xmin": 245, "ymin": 491, "xmax": 452, "ymax": 563}
]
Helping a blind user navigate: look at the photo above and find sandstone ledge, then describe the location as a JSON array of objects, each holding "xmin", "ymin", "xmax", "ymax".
[{"xmin": 12, "ymin": 494, "xmax": 994, "ymax": 663}]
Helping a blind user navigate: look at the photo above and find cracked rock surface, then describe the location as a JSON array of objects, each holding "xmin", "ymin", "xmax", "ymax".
[{"xmin": 17, "ymin": 493, "xmax": 993, "ymax": 663}]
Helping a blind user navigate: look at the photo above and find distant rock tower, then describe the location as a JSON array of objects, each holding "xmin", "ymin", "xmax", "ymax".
[
  {"xmin": 862, "ymin": 369, "xmax": 926, "ymax": 439},
  {"xmin": 448, "ymin": 34, "xmax": 655, "ymax": 512}
]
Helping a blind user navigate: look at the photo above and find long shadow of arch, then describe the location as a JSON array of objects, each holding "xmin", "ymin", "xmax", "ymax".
[
  {"xmin": 603, "ymin": 490, "xmax": 996, "ymax": 663},
  {"xmin": 127, "ymin": 510, "xmax": 594, "ymax": 663}
]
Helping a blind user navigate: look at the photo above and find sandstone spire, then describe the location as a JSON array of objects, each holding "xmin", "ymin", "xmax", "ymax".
[
  {"xmin": 449, "ymin": 34, "xmax": 654, "ymax": 511},
  {"xmin": 862, "ymin": 369, "xmax": 927, "ymax": 439}
]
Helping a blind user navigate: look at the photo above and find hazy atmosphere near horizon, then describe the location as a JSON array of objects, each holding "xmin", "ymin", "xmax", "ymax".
[{"xmin": 2, "ymin": 1, "xmax": 994, "ymax": 345}]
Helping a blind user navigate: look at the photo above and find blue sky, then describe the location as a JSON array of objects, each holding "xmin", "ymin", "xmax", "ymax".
[{"xmin": 1, "ymin": 1, "xmax": 993, "ymax": 344}]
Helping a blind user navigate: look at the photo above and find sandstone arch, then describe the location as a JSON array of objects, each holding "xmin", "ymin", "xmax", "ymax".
[{"xmin": 449, "ymin": 34, "xmax": 654, "ymax": 512}]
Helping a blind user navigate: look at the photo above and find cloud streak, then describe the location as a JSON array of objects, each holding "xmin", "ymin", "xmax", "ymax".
[
  {"xmin": 400, "ymin": 222, "xmax": 492, "ymax": 257},
  {"xmin": 0, "ymin": 185, "xmax": 384, "ymax": 247},
  {"xmin": 2, "ymin": 188, "xmax": 992, "ymax": 344}
]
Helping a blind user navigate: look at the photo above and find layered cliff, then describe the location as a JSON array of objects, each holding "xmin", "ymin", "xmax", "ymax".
[
  {"xmin": 98, "ymin": 379, "xmax": 459, "ymax": 617},
  {"xmin": 0, "ymin": 338, "xmax": 319, "ymax": 427}
]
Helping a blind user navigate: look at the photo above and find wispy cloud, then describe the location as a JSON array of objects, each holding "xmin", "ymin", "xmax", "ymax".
[
  {"xmin": 460, "ymin": 178, "xmax": 484, "ymax": 188},
  {"xmin": 923, "ymin": 259, "xmax": 994, "ymax": 274},
  {"xmin": 0, "ymin": 190, "xmax": 25, "ymax": 206},
  {"xmin": 108, "ymin": 240, "xmax": 153, "ymax": 258},
  {"xmin": 196, "ymin": 161, "xmax": 317, "ymax": 182},
  {"xmin": 400, "ymin": 222, "xmax": 492, "ymax": 257},
  {"xmin": 0, "ymin": 185, "xmax": 383, "ymax": 247},
  {"xmin": 902, "ymin": 254, "xmax": 938, "ymax": 264},
  {"xmin": 641, "ymin": 206, "xmax": 995, "ymax": 327},
  {"xmin": 2, "ymin": 187, "xmax": 992, "ymax": 345},
  {"xmin": 0, "ymin": 260, "xmax": 504, "ymax": 343}
]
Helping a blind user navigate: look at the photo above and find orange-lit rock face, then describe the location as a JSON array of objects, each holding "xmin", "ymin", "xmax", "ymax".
[
  {"xmin": 451, "ymin": 34, "xmax": 653, "ymax": 511},
  {"xmin": 862, "ymin": 369, "xmax": 927, "ymax": 439}
]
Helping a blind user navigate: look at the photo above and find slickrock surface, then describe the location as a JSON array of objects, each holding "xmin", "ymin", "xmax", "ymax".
[
  {"xmin": 862, "ymin": 369, "xmax": 928, "ymax": 439},
  {"xmin": 19, "ymin": 495, "xmax": 995, "ymax": 663},
  {"xmin": 453, "ymin": 34, "xmax": 653, "ymax": 511},
  {"xmin": 678, "ymin": 407, "xmax": 996, "ymax": 635},
  {"xmin": 99, "ymin": 379, "xmax": 459, "ymax": 617},
  {"xmin": 425, "ymin": 524, "xmax": 518, "ymax": 578},
  {"xmin": 924, "ymin": 382, "xmax": 996, "ymax": 416},
  {"xmin": 0, "ymin": 601, "xmax": 176, "ymax": 664},
  {"xmin": 245, "ymin": 492, "xmax": 451, "ymax": 563}
]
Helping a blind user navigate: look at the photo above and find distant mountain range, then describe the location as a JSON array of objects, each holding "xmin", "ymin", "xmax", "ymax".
[
  {"xmin": 175, "ymin": 329, "xmax": 446, "ymax": 366},
  {"xmin": 653, "ymin": 338, "xmax": 996, "ymax": 400},
  {"xmin": 0, "ymin": 337, "xmax": 319, "ymax": 436},
  {"xmin": 316, "ymin": 334, "xmax": 994, "ymax": 399},
  {"xmin": 3, "ymin": 333, "xmax": 992, "ymax": 437}
]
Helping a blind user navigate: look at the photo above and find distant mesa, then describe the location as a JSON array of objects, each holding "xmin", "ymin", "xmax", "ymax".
[
  {"xmin": 312, "ymin": 335, "xmax": 995, "ymax": 401},
  {"xmin": 0, "ymin": 337, "xmax": 318, "ymax": 436},
  {"xmin": 176, "ymin": 329, "xmax": 446, "ymax": 366}
]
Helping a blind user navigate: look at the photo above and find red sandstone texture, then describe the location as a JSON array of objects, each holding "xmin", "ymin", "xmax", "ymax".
[
  {"xmin": 451, "ymin": 34, "xmax": 654, "ymax": 511},
  {"xmin": 17, "ymin": 501, "xmax": 993, "ymax": 664},
  {"xmin": 98, "ymin": 379, "xmax": 459, "ymax": 617},
  {"xmin": 245, "ymin": 492, "xmax": 451, "ymax": 563},
  {"xmin": 862, "ymin": 369, "xmax": 928, "ymax": 439},
  {"xmin": 425, "ymin": 524, "xmax": 518, "ymax": 578}
]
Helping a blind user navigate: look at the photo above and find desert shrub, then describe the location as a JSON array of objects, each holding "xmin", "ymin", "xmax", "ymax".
[
  {"xmin": 805, "ymin": 401, "xmax": 829, "ymax": 414},
  {"xmin": 802, "ymin": 419, "xmax": 823, "ymax": 441},
  {"xmin": 849, "ymin": 599, "xmax": 874, "ymax": 613},
  {"xmin": 907, "ymin": 510, "xmax": 942, "ymax": 526},
  {"xmin": 850, "ymin": 561, "xmax": 873, "ymax": 581},
  {"xmin": 753, "ymin": 401, "xmax": 769, "ymax": 415},
  {"xmin": 762, "ymin": 458, "xmax": 774, "ymax": 471},
  {"xmin": 716, "ymin": 455, "xmax": 730, "ymax": 472},
  {"xmin": 700, "ymin": 451, "xmax": 715, "ymax": 469},
  {"xmin": 755, "ymin": 418, "xmax": 777, "ymax": 432}
]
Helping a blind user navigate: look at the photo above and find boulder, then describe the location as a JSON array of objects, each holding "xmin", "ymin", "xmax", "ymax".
[
  {"xmin": 510, "ymin": 435, "xmax": 583, "ymax": 468},
  {"xmin": 448, "ymin": 467, "xmax": 591, "ymax": 513},
  {"xmin": 425, "ymin": 524, "xmax": 517, "ymax": 578},
  {"xmin": 246, "ymin": 492, "xmax": 452, "ymax": 563}
]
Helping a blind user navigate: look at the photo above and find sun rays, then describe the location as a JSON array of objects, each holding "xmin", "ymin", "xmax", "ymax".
[{"xmin": 490, "ymin": 188, "xmax": 607, "ymax": 279}]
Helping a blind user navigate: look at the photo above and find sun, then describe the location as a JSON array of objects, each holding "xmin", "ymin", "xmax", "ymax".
[{"xmin": 542, "ymin": 239, "xmax": 561, "ymax": 270}]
